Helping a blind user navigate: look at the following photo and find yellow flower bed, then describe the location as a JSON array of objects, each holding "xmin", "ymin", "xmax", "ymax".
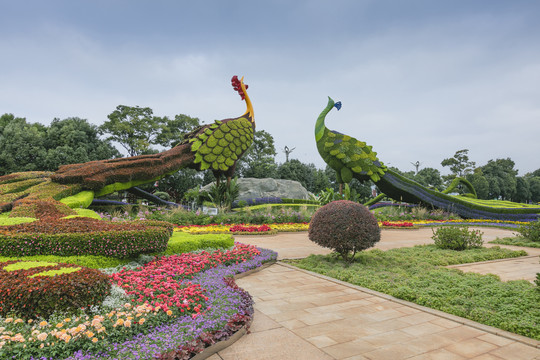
[{"xmin": 175, "ymin": 222, "xmax": 310, "ymax": 234}]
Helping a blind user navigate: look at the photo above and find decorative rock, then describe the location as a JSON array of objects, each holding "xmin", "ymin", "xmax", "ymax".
[{"xmin": 201, "ymin": 178, "xmax": 311, "ymax": 201}]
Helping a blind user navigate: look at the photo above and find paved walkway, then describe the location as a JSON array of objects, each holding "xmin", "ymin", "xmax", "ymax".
[{"xmin": 209, "ymin": 228, "xmax": 540, "ymax": 360}]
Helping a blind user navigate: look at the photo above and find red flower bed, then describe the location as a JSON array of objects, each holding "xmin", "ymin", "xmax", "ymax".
[
  {"xmin": 381, "ymin": 221, "xmax": 414, "ymax": 228},
  {"xmin": 111, "ymin": 243, "xmax": 261, "ymax": 313},
  {"xmin": 229, "ymin": 224, "xmax": 272, "ymax": 233}
]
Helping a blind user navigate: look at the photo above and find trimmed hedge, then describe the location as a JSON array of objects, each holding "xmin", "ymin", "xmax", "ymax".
[
  {"xmin": 0, "ymin": 260, "xmax": 111, "ymax": 319},
  {"xmin": 0, "ymin": 219, "xmax": 173, "ymax": 258}
]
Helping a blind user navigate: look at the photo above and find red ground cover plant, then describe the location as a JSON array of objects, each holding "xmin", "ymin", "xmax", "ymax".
[
  {"xmin": 380, "ymin": 221, "xmax": 414, "ymax": 228},
  {"xmin": 0, "ymin": 260, "xmax": 111, "ymax": 319}
]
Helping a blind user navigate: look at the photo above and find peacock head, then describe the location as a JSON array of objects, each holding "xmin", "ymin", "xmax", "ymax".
[
  {"xmin": 334, "ymin": 101, "xmax": 342, "ymax": 111},
  {"xmin": 231, "ymin": 75, "xmax": 254, "ymax": 123}
]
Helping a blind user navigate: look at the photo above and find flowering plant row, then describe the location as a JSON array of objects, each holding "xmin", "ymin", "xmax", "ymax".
[
  {"xmin": 0, "ymin": 244, "xmax": 277, "ymax": 360},
  {"xmin": 176, "ymin": 222, "xmax": 310, "ymax": 234},
  {"xmin": 229, "ymin": 224, "xmax": 272, "ymax": 233},
  {"xmin": 379, "ymin": 221, "xmax": 415, "ymax": 228}
]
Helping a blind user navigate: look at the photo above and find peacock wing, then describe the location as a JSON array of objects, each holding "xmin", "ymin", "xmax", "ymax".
[
  {"xmin": 324, "ymin": 130, "xmax": 387, "ymax": 182},
  {"xmin": 190, "ymin": 117, "xmax": 253, "ymax": 172}
]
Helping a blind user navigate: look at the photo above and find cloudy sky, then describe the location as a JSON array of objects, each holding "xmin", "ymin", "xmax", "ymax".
[{"xmin": 1, "ymin": 0, "xmax": 539, "ymax": 175}]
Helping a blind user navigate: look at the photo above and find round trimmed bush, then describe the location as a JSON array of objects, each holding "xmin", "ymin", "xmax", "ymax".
[
  {"xmin": 308, "ymin": 200, "xmax": 380, "ymax": 262},
  {"xmin": 0, "ymin": 260, "xmax": 111, "ymax": 319}
]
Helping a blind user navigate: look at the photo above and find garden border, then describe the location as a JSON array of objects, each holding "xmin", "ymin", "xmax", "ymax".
[{"xmin": 278, "ymin": 262, "xmax": 540, "ymax": 349}]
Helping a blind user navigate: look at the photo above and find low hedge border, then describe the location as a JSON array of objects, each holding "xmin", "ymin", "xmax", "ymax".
[
  {"xmin": 163, "ymin": 232, "xmax": 235, "ymax": 255},
  {"xmin": 0, "ymin": 225, "xmax": 171, "ymax": 258}
]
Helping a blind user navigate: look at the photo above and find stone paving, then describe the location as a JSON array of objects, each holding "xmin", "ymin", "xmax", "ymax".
[{"xmin": 209, "ymin": 228, "xmax": 540, "ymax": 359}]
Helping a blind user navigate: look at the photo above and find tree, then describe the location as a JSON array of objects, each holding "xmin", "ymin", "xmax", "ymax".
[
  {"xmin": 528, "ymin": 177, "xmax": 540, "ymax": 203},
  {"xmin": 0, "ymin": 115, "xmax": 47, "ymax": 175},
  {"xmin": 277, "ymin": 159, "xmax": 322, "ymax": 193},
  {"xmin": 480, "ymin": 158, "xmax": 518, "ymax": 200},
  {"xmin": 100, "ymin": 105, "xmax": 200, "ymax": 156},
  {"xmin": 441, "ymin": 149, "xmax": 476, "ymax": 178},
  {"xmin": 466, "ymin": 171, "xmax": 490, "ymax": 199},
  {"xmin": 415, "ymin": 167, "xmax": 443, "ymax": 189},
  {"xmin": 44, "ymin": 117, "xmax": 120, "ymax": 171},
  {"xmin": 236, "ymin": 130, "xmax": 278, "ymax": 178},
  {"xmin": 513, "ymin": 177, "xmax": 531, "ymax": 203}
]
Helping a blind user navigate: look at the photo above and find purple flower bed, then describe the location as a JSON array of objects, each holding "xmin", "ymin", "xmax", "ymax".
[{"xmin": 30, "ymin": 248, "xmax": 277, "ymax": 360}]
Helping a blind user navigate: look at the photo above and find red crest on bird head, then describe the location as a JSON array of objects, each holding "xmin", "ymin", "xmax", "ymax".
[{"xmin": 231, "ymin": 75, "xmax": 248, "ymax": 100}]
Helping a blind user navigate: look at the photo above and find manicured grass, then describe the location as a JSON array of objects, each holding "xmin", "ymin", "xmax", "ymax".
[
  {"xmin": 490, "ymin": 236, "xmax": 540, "ymax": 248},
  {"xmin": 288, "ymin": 245, "xmax": 540, "ymax": 340}
]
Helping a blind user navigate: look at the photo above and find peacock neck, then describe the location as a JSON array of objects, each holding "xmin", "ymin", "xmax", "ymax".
[{"xmin": 315, "ymin": 97, "xmax": 335, "ymax": 142}]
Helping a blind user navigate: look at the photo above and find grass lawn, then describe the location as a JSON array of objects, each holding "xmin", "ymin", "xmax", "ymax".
[
  {"xmin": 490, "ymin": 236, "xmax": 540, "ymax": 248},
  {"xmin": 287, "ymin": 245, "xmax": 540, "ymax": 340}
]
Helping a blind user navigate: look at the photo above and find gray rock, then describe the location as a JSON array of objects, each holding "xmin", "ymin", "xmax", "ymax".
[{"xmin": 201, "ymin": 177, "xmax": 312, "ymax": 201}]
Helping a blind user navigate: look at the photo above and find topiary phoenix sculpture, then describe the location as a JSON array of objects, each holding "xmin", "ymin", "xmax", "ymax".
[{"xmin": 315, "ymin": 96, "xmax": 540, "ymax": 221}]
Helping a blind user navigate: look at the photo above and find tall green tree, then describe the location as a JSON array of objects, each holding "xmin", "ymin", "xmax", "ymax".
[
  {"xmin": 480, "ymin": 158, "xmax": 518, "ymax": 200},
  {"xmin": 466, "ymin": 171, "xmax": 490, "ymax": 199},
  {"xmin": 44, "ymin": 117, "xmax": 120, "ymax": 171},
  {"xmin": 101, "ymin": 105, "xmax": 200, "ymax": 156},
  {"xmin": 441, "ymin": 149, "xmax": 476, "ymax": 178},
  {"xmin": 415, "ymin": 167, "xmax": 443, "ymax": 189},
  {"xmin": 512, "ymin": 177, "xmax": 531, "ymax": 203},
  {"xmin": 0, "ymin": 114, "xmax": 47, "ymax": 175},
  {"xmin": 236, "ymin": 130, "xmax": 278, "ymax": 178}
]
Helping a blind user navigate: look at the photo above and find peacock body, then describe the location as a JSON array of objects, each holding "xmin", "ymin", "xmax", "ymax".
[
  {"xmin": 315, "ymin": 96, "xmax": 540, "ymax": 221},
  {"xmin": 315, "ymin": 97, "xmax": 386, "ymax": 186},
  {"xmin": 186, "ymin": 76, "xmax": 254, "ymax": 183}
]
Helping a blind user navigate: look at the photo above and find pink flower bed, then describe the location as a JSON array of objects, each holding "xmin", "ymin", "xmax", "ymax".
[
  {"xmin": 111, "ymin": 243, "xmax": 261, "ymax": 314},
  {"xmin": 229, "ymin": 224, "xmax": 272, "ymax": 233}
]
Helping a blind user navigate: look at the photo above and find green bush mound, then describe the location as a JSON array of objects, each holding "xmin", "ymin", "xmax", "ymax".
[
  {"xmin": 0, "ymin": 218, "xmax": 173, "ymax": 258},
  {"xmin": 517, "ymin": 219, "xmax": 540, "ymax": 242},
  {"xmin": 0, "ymin": 260, "xmax": 111, "ymax": 319},
  {"xmin": 291, "ymin": 245, "xmax": 539, "ymax": 340},
  {"xmin": 309, "ymin": 200, "xmax": 380, "ymax": 263},
  {"xmin": 432, "ymin": 226, "xmax": 484, "ymax": 250},
  {"xmin": 164, "ymin": 232, "xmax": 234, "ymax": 255}
]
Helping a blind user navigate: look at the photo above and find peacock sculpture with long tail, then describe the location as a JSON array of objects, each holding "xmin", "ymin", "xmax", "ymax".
[
  {"xmin": 0, "ymin": 76, "xmax": 254, "ymax": 221},
  {"xmin": 316, "ymin": 97, "xmax": 540, "ymax": 221}
]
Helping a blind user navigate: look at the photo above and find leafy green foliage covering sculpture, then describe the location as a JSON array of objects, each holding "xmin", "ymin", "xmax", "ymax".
[
  {"xmin": 315, "ymin": 97, "xmax": 540, "ymax": 221},
  {"xmin": 0, "ymin": 76, "xmax": 254, "ymax": 222}
]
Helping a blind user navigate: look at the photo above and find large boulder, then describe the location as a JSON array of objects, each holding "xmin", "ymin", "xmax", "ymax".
[{"xmin": 201, "ymin": 178, "xmax": 311, "ymax": 201}]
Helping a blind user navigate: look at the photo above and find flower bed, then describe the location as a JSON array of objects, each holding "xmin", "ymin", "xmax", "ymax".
[
  {"xmin": 379, "ymin": 221, "xmax": 417, "ymax": 229},
  {"xmin": 176, "ymin": 222, "xmax": 310, "ymax": 234},
  {"xmin": 0, "ymin": 244, "xmax": 277, "ymax": 359}
]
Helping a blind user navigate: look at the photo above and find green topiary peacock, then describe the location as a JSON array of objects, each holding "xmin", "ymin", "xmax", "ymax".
[
  {"xmin": 315, "ymin": 96, "xmax": 540, "ymax": 221},
  {"xmin": 315, "ymin": 97, "xmax": 387, "ymax": 194}
]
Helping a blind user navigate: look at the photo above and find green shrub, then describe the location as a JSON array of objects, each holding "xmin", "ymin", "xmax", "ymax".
[
  {"xmin": 431, "ymin": 226, "xmax": 483, "ymax": 250},
  {"xmin": 308, "ymin": 200, "xmax": 380, "ymax": 263},
  {"xmin": 164, "ymin": 232, "xmax": 234, "ymax": 255},
  {"xmin": 517, "ymin": 220, "xmax": 540, "ymax": 242},
  {"xmin": 153, "ymin": 191, "xmax": 171, "ymax": 201},
  {"xmin": 0, "ymin": 260, "xmax": 111, "ymax": 319}
]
